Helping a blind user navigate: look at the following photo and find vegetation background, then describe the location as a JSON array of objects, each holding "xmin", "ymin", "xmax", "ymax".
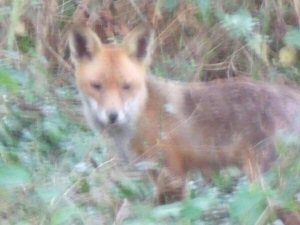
[{"xmin": 1, "ymin": 0, "xmax": 300, "ymax": 224}]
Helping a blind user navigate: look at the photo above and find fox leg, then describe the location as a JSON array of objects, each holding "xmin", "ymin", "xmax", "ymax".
[
  {"xmin": 149, "ymin": 146, "xmax": 187, "ymax": 204},
  {"xmin": 153, "ymin": 167, "xmax": 187, "ymax": 204}
]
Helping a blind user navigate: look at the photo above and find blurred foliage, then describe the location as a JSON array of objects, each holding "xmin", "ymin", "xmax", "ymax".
[
  {"xmin": 230, "ymin": 184, "xmax": 269, "ymax": 225},
  {"xmin": 284, "ymin": 29, "xmax": 300, "ymax": 49},
  {"xmin": 0, "ymin": 0, "xmax": 300, "ymax": 224}
]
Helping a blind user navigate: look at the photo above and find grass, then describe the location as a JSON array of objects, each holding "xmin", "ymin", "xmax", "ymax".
[{"xmin": 1, "ymin": 0, "xmax": 300, "ymax": 224}]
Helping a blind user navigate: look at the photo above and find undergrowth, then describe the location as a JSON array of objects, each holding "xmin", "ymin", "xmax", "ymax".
[{"xmin": 1, "ymin": 0, "xmax": 300, "ymax": 224}]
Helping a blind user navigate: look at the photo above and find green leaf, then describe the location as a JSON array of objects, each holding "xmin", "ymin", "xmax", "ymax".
[
  {"xmin": 115, "ymin": 179, "xmax": 142, "ymax": 199},
  {"xmin": 0, "ymin": 165, "xmax": 31, "ymax": 187},
  {"xmin": 36, "ymin": 187, "xmax": 62, "ymax": 203},
  {"xmin": 152, "ymin": 190, "xmax": 218, "ymax": 221},
  {"xmin": 213, "ymin": 173, "xmax": 234, "ymax": 192},
  {"xmin": 195, "ymin": 0, "xmax": 213, "ymax": 24},
  {"xmin": 284, "ymin": 29, "xmax": 300, "ymax": 49},
  {"xmin": 43, "ymin": 120, "xmax": 64, "ymax": 144},
  {"xmin": 51, "ymin": 207, "xmax": 82, "ymax": 225},
  {"xmin": 247, "ymin": 34, "xmax": 270, "ymax": 63},
  {"xmin": 76, "ymin": 178, "xmax": 90, "ymax": 193},
  {"xmin": 0, "ymin": 68, "xmax": 19, "ymax": 93},
  {"xmin": 18, "ymin": 35, "xmax": 34, "ymax": 53},
  {"xmin": 16, "ymin": 222, "xmax": 31, "ymax": 225},
  {"xmin": 160, "ymin": 0, "xmax": 179, "ymax": 13},
  {"xmin": 181, "ymin": 189, "xmax": 218, "ymax": 220},
  {"xmin": 230, "ymin": 185, "xmax": 267, "ymax": 225},
  {"xmin": 152, "ymin": 202, "xmax": 182, "ymax": 218},
  {"xmin": 221, "ymin": 9, "xmax": 257, "ymax": 38}
]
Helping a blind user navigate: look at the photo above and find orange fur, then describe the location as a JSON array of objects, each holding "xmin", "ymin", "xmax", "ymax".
[{"xmin": 69, "ymin": 26, "xmax": 300, "ymax": 222}]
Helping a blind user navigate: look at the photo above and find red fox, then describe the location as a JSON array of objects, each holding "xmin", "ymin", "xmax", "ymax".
[{"xmin": 69, "ymin": 26, "xmax": 300, "ymax": 222}]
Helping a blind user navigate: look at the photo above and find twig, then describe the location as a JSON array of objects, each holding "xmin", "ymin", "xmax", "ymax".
[
  {"xmin": 127, "ymin": 0, "xmax": 147, "ymax": 22},
  {"xmin": 293, "ymin": 0, "xmax": 300, "ymax": 27}
]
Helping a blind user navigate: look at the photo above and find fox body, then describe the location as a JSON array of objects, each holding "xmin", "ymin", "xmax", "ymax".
[{"xmin": 69, "ymin": 27, "xmax": 300, "ymax": 205}]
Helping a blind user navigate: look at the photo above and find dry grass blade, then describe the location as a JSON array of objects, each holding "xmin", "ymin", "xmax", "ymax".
[{"xmin": 113, "ymin": 198, "xmax": 132, "ymax": 225}]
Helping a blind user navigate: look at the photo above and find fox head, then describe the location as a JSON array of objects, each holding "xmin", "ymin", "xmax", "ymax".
[{"xmin": 69, "ymin": 26, "xmax": 154, "ymax": 129}]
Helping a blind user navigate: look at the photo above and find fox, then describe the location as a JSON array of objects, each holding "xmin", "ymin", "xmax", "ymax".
[{"xmin": 68, "ymin": 25, "xmax": 300, "ymax": 223}]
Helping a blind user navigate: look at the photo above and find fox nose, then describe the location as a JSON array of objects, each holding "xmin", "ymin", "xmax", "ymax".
[{"xmin": 108, "ymin": 112, "xmax": 118, "ymax": 124}]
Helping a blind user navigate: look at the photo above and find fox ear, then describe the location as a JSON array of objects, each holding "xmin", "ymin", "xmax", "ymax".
[
  {"xmin": 68, "ymin": 27, "xmax": 102, "ymax": 64},
  {"xmin": 124, "ymin": 26, "xmax": 155, "ymax": 66}
]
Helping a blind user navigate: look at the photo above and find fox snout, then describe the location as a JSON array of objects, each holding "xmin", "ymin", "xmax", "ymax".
[
  {"xmin": 87, "ymin": 98, "xmax": 126, "ymax": 126},
  {"xmin": 108, "ymin": 111, "xmax": 119, "ymax": 124},
  {"xmin": 100, "ymin": 109, "xmax": 126, "ymax": 126}
]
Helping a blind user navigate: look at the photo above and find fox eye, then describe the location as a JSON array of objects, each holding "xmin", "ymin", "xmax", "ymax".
[
  {"xmin": 91, "ymin": 82, "xmax": 102, "ymax": 91},
  {"xmin": 122, "ymin": 83, "xmax": 131, "ymax": 91}
]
